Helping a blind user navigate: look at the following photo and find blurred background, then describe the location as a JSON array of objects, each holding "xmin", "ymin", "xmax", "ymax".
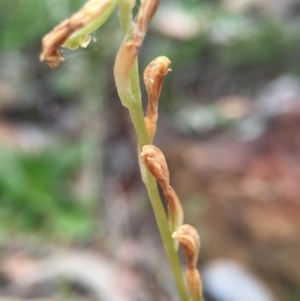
[{"xmin": 0, "ymin": 0, "xmax": 300, "ymax": 300}]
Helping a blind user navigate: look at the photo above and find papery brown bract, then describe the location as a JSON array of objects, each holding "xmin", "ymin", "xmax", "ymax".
[
  {"xmin": 144, "ymin": 56, "xmax": 171, "ymax": 142},
  {"xmin": 40, "ymin": 0, "xmax": 117, "ymax": 68},
  {"xmin": 173, "ymin": 225, "xmax": 203, "ymax": 301},
  {"xmin": 141, "ymin": 145, "xmax": 184, "ymax": 234}
]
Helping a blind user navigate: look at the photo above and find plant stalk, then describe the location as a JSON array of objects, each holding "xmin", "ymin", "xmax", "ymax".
[
  {"xmin": 116, "ymin": 2, "xmax": 189, "ymax": 301},
  {"xmin": 128, "ymin": 92, "xmax": 190, "ymax": 301}
]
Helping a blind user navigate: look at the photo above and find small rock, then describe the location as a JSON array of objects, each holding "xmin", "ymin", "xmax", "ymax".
[{"xmin": 202, "ymin": 260, "xmax": 276, "ymax": 301}]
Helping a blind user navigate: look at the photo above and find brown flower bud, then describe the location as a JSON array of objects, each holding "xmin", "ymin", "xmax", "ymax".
[
  {"xmin": 186, "ymin": 268, "xmax": 203, "ymax": 301},
  {"xmin": 173, "ymin": 224, "xmax": 203, "ymax": 301},
  {"xmin": 164, "ymin": 186, "xmax": 184, "ymax": 234},
  {"xmin": 144, "ymin": 56, "xmax": 171, "ymax": 142},
  {"xmin": 141, "ymin": 145, "xmax": 184, "ymax": 235},
  {"xmin": 144, "ymin": 56, "xmax": 171, "ymax": 103},
  {"xmin": 141, "ymin": 145, "xmax": 169, "ymax": 188},
  {"xmin": 172, "ymin": 224, "xmax": 200, "ymax": 269}
]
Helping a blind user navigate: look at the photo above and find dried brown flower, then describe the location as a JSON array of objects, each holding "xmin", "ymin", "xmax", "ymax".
[
  {"xmin": 141, "ymin": 145, "xmax": 169, "ymax": 188},
  {"xmin": 141, "ymin": 145, "xmax": 183, "ymax": 233},
  {"xmin": 186, "ymin": 268, "xmax": 203, "ymax": 301},
  {"xmin": 40, "ymin": 0, "xmax": 117, "ymax": 68},
  {"xmin": 173, "ymin": 224, "xmax": 200, "ymax": 268},
  {"xmin": 173, "ymin": 224, "xmax": 203, "ymax": 301},
  {"xmin": 144, "ymin": 56, "xmax": 171, "ymax": 142},
  {"xmin": 164, "ymin": 186, "xmax": 184, "ymax": 235}
]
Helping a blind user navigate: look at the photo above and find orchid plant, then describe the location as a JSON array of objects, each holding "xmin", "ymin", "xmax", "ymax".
[{"xmin": 40, "ymin": 1, "xmax": 203, "ymax": 301}]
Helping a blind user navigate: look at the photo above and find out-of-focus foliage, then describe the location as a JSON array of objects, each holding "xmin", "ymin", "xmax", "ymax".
[
  {"xmin": 155, "ymin": 11, "xmax": 300, "ymax": 70},
  {"xmin": 219, "ymin": 20, "xmax": 300, "ymax": 68},
  {"xmin": 0, "ymin": 0, "xmax": 84, "ymax": 49},
  {"xmin": 0, "ymin": 145, "xmax": 94, "ymax": 241},
  {"xmin": 0, "ymin": 0, "xmax": 115, "ymax": 242}
]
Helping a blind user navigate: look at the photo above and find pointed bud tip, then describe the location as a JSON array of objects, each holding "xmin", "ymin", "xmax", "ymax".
[
  {"xmin": 173, "ymin": 224, "xmax": 200, "ymax": 268},
  {"xmin": 173, "ymin": 224, "xmax": 200, "ymax": 245},
  {"xmin": 144, "ymin": 56, "xmax": 172, "ymax": 80},
  {"xmin": 141, "ymin": 145, "xmax": 170, "ymax": 186}
]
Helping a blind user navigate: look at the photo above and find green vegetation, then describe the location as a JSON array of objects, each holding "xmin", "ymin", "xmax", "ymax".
[
  {"xmin": 219, "ymin": 20, "xmax": 300, "ymax": 69},
  {"xmin": 0, "ymin": 145, "xmax": 94, "ymax": 240},
  {"xmin": 0, "ymin": 0, "xmax": 84, "ymax": 49}
]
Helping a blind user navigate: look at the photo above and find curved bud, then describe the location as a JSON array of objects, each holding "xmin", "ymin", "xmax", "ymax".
[
  {"xmin": 164, "ymin": 186, "xmax": 184, "ymax": 234},
  {"xmin": 172, "ymin": 224, "xmax": 200, "ymax": 269},
  {"xmin": 173, "ymin": 224, "xmax": 203, "ymax": 301},
  {"xmin": 186, "ymin": 268, "xmax": 203, "ymax": 301},
  {"xmin": 144, "ymin": 56, "xmax": 171, "ymax": 103},
  {"xmin": 141, "ymin": 145, "xmax": 184, "ymax": 236},
  {"xmin": 141, "ymin": 145, "xmax": 169, "ymax": 188},
  {"xmin": 144, "ymin": 56, "xmax": 171, "ymax": 142},
  {"xmin": 40, "ymin": 0, "xmax": 117, "ymax": 68}
]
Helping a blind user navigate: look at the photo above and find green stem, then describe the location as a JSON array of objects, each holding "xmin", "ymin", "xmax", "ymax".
[
  {"xmin": 127, "ymin": 96, "xmax": 189, "ymax": 301},
  {"xmin": 130, "ymin": 61, "xmax": 142, "ymax": 104},
  {"xmin": 146, "ymin": 178, "xmax": 189, "ymax": 301},
  {"xmin": 116, "ymin": 2, "xmax": 190, "ymax": 301},
  {"xmin": 118, "ymin": 0, "xmax": 134, "ymax": 35}
]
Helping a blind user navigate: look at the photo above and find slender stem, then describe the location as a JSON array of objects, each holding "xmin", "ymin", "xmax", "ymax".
[
  {"xmin": 127, "ymin": 101, "xmax": 189, "ymax": 301},
  {"xmin": 130, "ymin": 61, "xmax": 142, "ymax": 104},
  {"xmin": 116, "ymin": 3, "xmax": 190, "ymax": 301},
  {"xmin": 118, "ymin": 0, "xmax": 135, "ymax": 34},
  {"xmin": 146, "ymin": 175, "xmax": 189, "ymax": 301}
]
